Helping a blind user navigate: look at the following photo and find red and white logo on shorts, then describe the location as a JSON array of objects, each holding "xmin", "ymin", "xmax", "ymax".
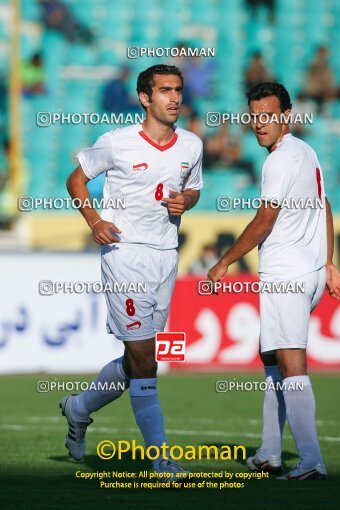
[
  {"xmin": 126, "ymin": 320, "xmax": 142, "ymax": 331},
  {"xmin": 155, "ymin": 332, "xmax": 186, "ymax": 362},
  {"xmin": 133, "ymin": 162, "xmax": 148, "ymax": 171}
]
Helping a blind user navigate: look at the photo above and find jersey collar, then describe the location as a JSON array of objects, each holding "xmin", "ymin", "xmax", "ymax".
[
  {"xmin": 272, "ymin": 133, "xmax": 292, "ymax": 151},
  {"xmin": 138, "ymin": 124, "xmax": 178, "ymax": 152}
]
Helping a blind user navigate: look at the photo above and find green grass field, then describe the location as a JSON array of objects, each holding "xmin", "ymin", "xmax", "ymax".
[{"xmin": 0, "ymin": 373, "xmax": 339, "ymax": 510}]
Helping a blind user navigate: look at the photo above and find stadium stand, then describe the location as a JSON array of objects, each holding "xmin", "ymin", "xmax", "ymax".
[{"xmin": 1, "ymin": 0, "xmax": 339, "ymax": 213}]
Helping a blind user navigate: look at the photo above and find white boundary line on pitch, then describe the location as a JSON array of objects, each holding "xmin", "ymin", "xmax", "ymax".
[
  {"xmin": 6, "ymin": 416, "xmax": 339, "ymax": 426},
  {"xmin": 0, "ymin": 424, "xmax": 340, "ymax": 442}
]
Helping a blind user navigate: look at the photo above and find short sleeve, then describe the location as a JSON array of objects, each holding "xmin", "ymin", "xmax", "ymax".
[
  {"xmin": 76, "ymin": 132, "xmax": 113, "ymax": 179},
  {"xmin": 183, "ymin": 141, "xmax": 203, "ymax": 191},
  {"xmin": 261, "ymin": 152, "xmax": 297, "ymax": 205}
]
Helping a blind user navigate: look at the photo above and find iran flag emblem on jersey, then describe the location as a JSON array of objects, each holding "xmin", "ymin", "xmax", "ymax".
[{"xmin": 180, "ymin": 162, "xmax": 189, "ymax": 178}]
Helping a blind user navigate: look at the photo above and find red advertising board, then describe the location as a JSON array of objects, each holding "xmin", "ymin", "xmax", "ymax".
[{"xmin": 168, "ymin": 276, "xmax": 340, "ymax": 371}]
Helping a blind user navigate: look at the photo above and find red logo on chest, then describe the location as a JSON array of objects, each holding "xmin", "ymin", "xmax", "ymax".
[{"xmin": 133, "ymin": 163, "xmax": 148, "ymax": 171}]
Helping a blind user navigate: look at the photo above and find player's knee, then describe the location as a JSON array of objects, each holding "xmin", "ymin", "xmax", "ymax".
[
  {"xmin": 124, "ymin": 338, "xmax": 157, "ymax": 378},
  {"xmin": 276, "ymin": 349, "xmax": 307, "ymax": 379},
  {"xmin": 122, "ymin": 353, "xmax": 131, "ymax": 378},
  {"xmin": 130, "ymin": 358, "xmax": 158, "ymax": 379},
  {"xmin": 279, "ymin": 365, "xmax": 307, "ymax": 379}
]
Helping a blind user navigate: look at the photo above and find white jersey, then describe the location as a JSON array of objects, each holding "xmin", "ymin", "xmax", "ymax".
[
  {"xmin": 77, "ymin": 123, "xmax": 203, "ymax": 250},
  {"xmin": 259, "ymin": 133, "xmax": 327, "ymax": 282}
]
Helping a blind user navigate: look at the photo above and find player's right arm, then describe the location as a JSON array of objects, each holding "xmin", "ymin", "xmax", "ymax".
[
  {"xmin": 208, "ymin": 151, "xmax": 291, "ymax": 285},
  {"xmin": 207, "ymin": 202, "xmax": 280, "ymax": 284},
  {"xmin": 66, "ymin": 165, "xmax": 121, "ymax": 245},
  {"xmin": 325, "ymin": 198, "xmax": 340, "ymax": 299}
]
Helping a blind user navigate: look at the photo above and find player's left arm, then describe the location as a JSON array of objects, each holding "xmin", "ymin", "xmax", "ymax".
[
  {"xmin": 208, "ymin": 202, "xmax": 280, "ymax": 284},
  {"xmin": 163, "ymin": 188, "xmax": 200, "ymax": 216},
  {"xmin": 325, "ymin": 198, "xmax": 340, "ymax": 299}
]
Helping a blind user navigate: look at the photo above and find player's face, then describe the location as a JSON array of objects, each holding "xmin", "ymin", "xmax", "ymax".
[
  {"xmin": 249, "ymin": 96, "xmax": 290, "ymax": 151},
  {"xmin": 142, "ymin": 74, "xmax": 183, "ymax": 125}
]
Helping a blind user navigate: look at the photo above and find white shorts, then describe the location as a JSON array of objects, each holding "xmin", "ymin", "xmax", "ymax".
[
  {"xmin": 101, "ymin": 243, "xmax": 178, "ymax": 341},
  {"xmin": 260, "ymin": 267, "xmax": 326, "ymax": 353}
]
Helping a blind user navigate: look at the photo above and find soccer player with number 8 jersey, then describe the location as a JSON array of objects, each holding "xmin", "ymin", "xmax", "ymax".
[{"xmin": 60, "ymin": 65, "xmax": 203, "ymax": 482}]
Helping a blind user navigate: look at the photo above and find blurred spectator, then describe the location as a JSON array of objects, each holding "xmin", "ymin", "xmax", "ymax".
[
  {"xmin": 102, "ymin": 67, "xmax": 140, "ymax": 114},
  {"xmin": 0, "ymin": 139, "xmax": 9, "ymax": 190},
  {"xmin": 182, "ymin": 54, "xmax": 215, "ymax": 100},
  {"xmin": 246, "ymin": 0, "xmax": 276, "ymax": 23},
  {"xmin": 0, "ymin": 73, "xmax": 7, "ymax": 113},
  {"xmin": 22, "ymin": 53, "xmax": 45, "ymax": 97},
  {"xmin": 187, "ymin": 112, "xmax": 203, "ymax": 139},
  {"xmin": 37, "ymin": 0, "xmax": 94, "ymax": 44},
  {"xmin": 245, "ymin": 52, "xmax": 274, "ymax": 91},
  {"xmin": 171, "ymin": 42, "xmax": 189, "ymax": 71},
  {"xmin": 304, "ymin": 46, "xmax": 335, "ymax": 113},
  {"xmin": 188, "ymin": 244, "xmax": 219, "ymax": 275},
  {"xmin": 203, "ymin": 124, "xmax": 257, "ymax": 184},
  {"xmin": 290, "ymin": 92, "xmax": 316, "ymax": 138},
  {"xmin": 171, "ymin": 42, "xmax": 195, "ymax": 116},
  {"xmin": 0, "ymin": 139, "xmax": 15, "ymax": 225}
]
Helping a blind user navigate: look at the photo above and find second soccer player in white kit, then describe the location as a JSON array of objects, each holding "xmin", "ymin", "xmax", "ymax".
[{"xmin": 208, "ymin": 82, "xmax": 340, "ymax": 481}]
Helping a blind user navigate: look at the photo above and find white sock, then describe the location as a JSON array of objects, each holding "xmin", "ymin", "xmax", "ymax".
[
  {"xmin": 257, "ymin": 365, "xmax": 286, "ymax": 463},
  {"xmin": 283, "ymin": 375, "xmax": 323, "ymax": 470},
  {"xmin": 129, "ymin": 378, "xmax": 169, "ymax": 470},
  {"xmin": 72, "ymin": 356, "xmax": 130, "ymax": 421}
]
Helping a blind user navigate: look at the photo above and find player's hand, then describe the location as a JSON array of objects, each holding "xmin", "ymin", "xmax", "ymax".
[
  {"xmin": 162, "ymin": 190, "xmax": 190, "ymax": 216},
  {"xmin": 207, "ymin": 261, "xmax": 229, "ymax": 294},
  {"xmin": 91, "ymin": 220, "xmax": 122, "ymax": 245},
  {"xmin": 326, "ymin": 263, "xmax": 340, "ymax": 300}
]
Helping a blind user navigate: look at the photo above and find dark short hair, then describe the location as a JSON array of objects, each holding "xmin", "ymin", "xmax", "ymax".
[
  {"xmin": 136, "ymin": 64, "xmax": 184, "ymax": 102},
  {"xmin": 247, "ymin": 82, "xmax": 292, "ymax": 111}
]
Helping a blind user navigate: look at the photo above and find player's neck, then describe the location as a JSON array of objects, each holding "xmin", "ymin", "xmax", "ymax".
[
  {"xmin": 141, "ymin": 119, "xmax": 175, "ymax": 146},
  {"xmin": 268, "ymin": 128, "xmax": 290, "ymax": 153}
]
